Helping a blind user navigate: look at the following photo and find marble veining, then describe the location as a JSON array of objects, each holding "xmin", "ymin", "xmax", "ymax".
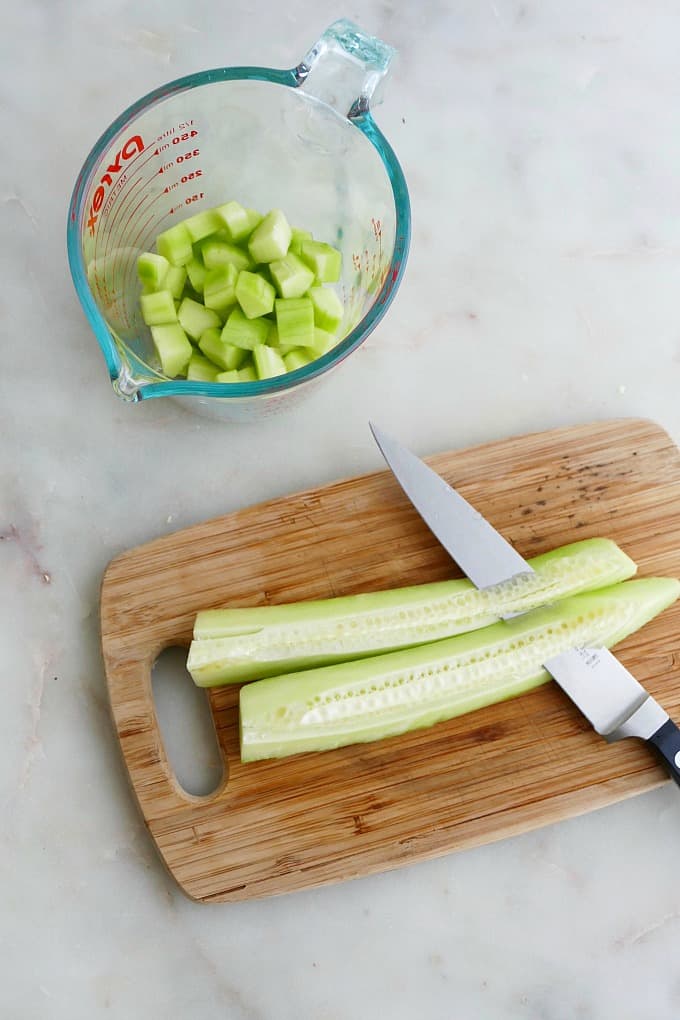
[{"xmin": 2, "ymin": 0, "xmax": 680, "ymax": 1016}]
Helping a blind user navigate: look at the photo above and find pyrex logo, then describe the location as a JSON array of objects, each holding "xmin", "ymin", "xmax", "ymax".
[{"xmin": 87, "ymin": 134, "xmax": 145, "ymax": 235}]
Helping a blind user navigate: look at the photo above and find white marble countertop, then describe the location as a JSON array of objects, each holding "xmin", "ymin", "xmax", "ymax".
[{"xmin": 4, "ymin": 1, "xmax": 680, "ymax": 1016}]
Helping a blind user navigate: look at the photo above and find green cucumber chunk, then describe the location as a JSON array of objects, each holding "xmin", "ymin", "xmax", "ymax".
[
  {"xmin": 215, "ymin": 369, "xmax": 241, "ymax": 383},
  {"xmin": 137, "ymin": 252, "xmax": 169, "ymax": 290},
  {"xmin": 187, "ymin": 351, "xmax": 220, "ymax": 382},
  {"xmin": 310, "ymin": 327, "xmax": 337, "ymax": 357},
  {"xmin": 188, "ymin": 538, "xmax": 637, "ymax": 686},
  {"xmin": 221, "ymin": 308, "xmax": 270, "ymax": 350},
  {"xmin": 156, "ymin": 223, "xmax": 193, "ymax": 266},
  {"xmin": 275, "ymin": 297, "xmax": 314, "ymax": 348},
  {"xmin": 203, "ymin": 263, "xmax": 238, "ymax": 314},
  {"xmin": 235, "ymin": 270, "xmax": 276, "ymax": 319},
  {"xmin": 183, "ymin": 208, "xmax": 222, "ymax": 243},
  {"xmin": 185, "ymin": 257, "xmax": 207, "ymax": 294},
  {"xmin": 239, "ymin": 577, "xmax": 680, "ymax": 761},
  {"xmin": 198, "ymin": 327, "xmax": 230, "ymax": 370},
  {"xmin": 253, "ymin": 344, "xmax": 287, "ymax": 379},
  {"xmin": 299, "ymin": 241, "xmax": 342, "ymax": 283},
  {"xmin": 288, "ymin": 228, "xmax": 313, "ymax": 255},
  {"xmin": 165, "ymin": 265, "xmax": 188, "ymax": 300},
  {"xmin": 248, "ymin": 209, "xmax": 292, "ymax": 263},
  {"xmin": 308, "ymin": 286, "xmax": 343, "ymax": 333},
  {"xmin": 238, "ymin": 362, "xmax": 257, "ymax": 382},
  {"xmin": 202, "ymin": 239, "xmax": 253, "ymax": 272},
  {"xmin": 150, "ymin": 324, "xmax": 192, "ymax": 377},
  {"xmin": 283, "ymin": 349, "xmax": 313, "ymax": 371},
  {"xmin": 269, "ymin": 253, "xmax": 315, "ymax": 299},
  {"xmin": 215, "ymin": 201, "xmax": 260, "ymax": 243},
  {"xmin": 140, "ymin": 290, "xmax": 177, "ymax": 325},
  {"xmin": 177, "ymin": 297, "xmax": 221, "ymax": 340}
]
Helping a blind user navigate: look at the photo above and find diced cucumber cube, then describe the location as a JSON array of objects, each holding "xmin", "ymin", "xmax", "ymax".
[
  {"xmin": 275, "ymin": 297, "xmax": 315, "ymax": 348},
  {"xmin": 156, "ymin": 223, "xmax": 193, "ymax": 266},
  {"xmin": 283, "ymin": 349, "xmax": 313, "ymax": 371},
  {"xmin": 186, "ymin": 257, "xmax": 207, "ymax": 294},
  {"xmin": 289, "ymin": 228, "xmax": 313, "ymax": 255},
  {"xmin": 203, "ymin": 263, "xmax": 238, "ymax": 314},
  {"xmin": 215, "ymin": 201, "xmax": 260, "ymax": 244},
  {"xmin": 177, "ymin": 297, "xmax": 221, "ymax": 340},
  {"xmin": 220, "ymin": 308, "xmax": 270, "ymax": 350},
  {"xmin": 197, "ymin": 327, "xmax": 232, "ymax": 371},
  {"xmin": 268, "ymin": 253, "xmax": 315, "ymax": 299},
  {"xmin": 215, "ymin": 369, "xmax": 241, "ymax": 384},
  {"xmin": 140, "ymin": 289, "xmax": 177, "ymax": 325},
  {"xmin": 150, "ymin": 324, "xmax": 192, "ymax": 377},
  {"xmin": 165, "ymin": 265, "xmax": 187, "ymax": 300},
  {"xmin": 238, "ymin": 362, "xmax": 257, "ymax": 382},
  {"xmin": 299, "ymin": 241, "xmax": 342, "ymax": 283},
  {"xmin": 310, "ymin": 327, "xmax": 337, "ymax": 356},
  {"xmin": 183, "ymin": 208, "xmax": 222, "ymax": 243},
  {"xmin": 266, "ymin": 322, "xmax": 280, "ymax": 347},
  {"xmin": 137, "ymin": 252, "xmax": 169, "ymax": 290},
  {"xmin": 202, "ymin": 240, "xmax": 253, "ymax": 272},
  {"xmin": 308, "ymin": 286, "xmax": 343, "ymax": 334},
  {"xmin": 187, "ymin": 352, "xmax": 221, "ymax": 382},
  {"xmin": 248, "ymin": 209, "xmax": 292, "ymax": 263},
  {"xmin": 253, "ymin": 344, "xmax": 287, "ymax": 379},
  {"xmin": 235, "ymin": 270, "xmax": 275, "ymax": 318}
]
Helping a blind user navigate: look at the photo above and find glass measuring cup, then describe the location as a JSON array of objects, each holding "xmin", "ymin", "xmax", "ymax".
[{"xmin": 67, "ymin": 19, "xmax": 411, "ymax": 422}]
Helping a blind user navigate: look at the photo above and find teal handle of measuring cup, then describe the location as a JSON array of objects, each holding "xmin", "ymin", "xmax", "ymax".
[{"xmin": 66, "ymin": 19, "xmax": 410, "ymax": 404}]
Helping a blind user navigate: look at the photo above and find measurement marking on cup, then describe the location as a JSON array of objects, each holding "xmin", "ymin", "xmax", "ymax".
[
  {"xmin": 97, "ymin": 176, "xmax": 143, "ymax": 263},
  {"xmin": 94, "ymin": 176, "xmax": 142, "ymax": 264}
]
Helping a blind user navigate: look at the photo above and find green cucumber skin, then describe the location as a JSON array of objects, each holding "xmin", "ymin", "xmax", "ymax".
[
  {"xmin": 187, "ymin": 538, "xmax": 636, "ymax": 686},
  {"xmin": 239, "ymin": 577, "xmax": 680, "ymax": 761}
]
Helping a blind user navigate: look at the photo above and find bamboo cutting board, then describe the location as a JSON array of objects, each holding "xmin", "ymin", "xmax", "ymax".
[{"xmin": 101, "ymin": 418, "xmax": 680, "ymax": 902}]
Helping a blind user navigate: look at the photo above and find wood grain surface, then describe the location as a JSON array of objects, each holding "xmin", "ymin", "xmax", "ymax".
[{"xmin": 100, "ymin": 418, "xmax": 680, "ymax": 902}]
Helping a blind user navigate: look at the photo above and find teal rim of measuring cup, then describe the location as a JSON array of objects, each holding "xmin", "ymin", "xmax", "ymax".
[{"xmin": 67, "ymin": 65, "xmax": 411, "ymax": 403}]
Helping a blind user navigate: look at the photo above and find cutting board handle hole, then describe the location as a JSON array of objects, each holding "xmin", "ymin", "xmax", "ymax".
[{"xmin": 152, "ymin": 646, "xmax": 225, "ymax": 798}]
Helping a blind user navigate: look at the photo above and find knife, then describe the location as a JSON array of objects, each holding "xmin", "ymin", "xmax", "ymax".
[{"xmin": 370, "ymin": 423, "xmax": 680, "ymax": 786}]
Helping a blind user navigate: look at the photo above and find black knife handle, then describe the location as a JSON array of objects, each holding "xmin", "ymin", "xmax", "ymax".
[{"xmin": 647, "ymin": 719, "xmax": 680, "ymax": 787}]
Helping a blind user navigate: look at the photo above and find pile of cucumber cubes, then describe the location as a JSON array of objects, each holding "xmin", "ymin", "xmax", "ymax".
[{"xmin": 137, "ymin": 201, "xmax": 344, "ymax": 383}]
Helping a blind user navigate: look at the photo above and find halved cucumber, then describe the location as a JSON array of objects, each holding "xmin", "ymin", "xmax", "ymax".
[
  {"xmin": 239, "ymin": 577, "xmax": 680, "ymax": 761},
  {"xmin": 188, "ymin": 538, "xmax": 637, "ymax": 686}
]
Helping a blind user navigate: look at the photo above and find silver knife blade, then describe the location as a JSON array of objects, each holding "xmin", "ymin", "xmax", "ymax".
[
  {"xmin": 370, "ymin": 423, "xmax": 674, "ymax": 758},
  {"xmin": 369, "ymin": 422, "xmax": 534, "ymax": 589},
  {"xmin": 544, "ymin": 646, "xmax": 668, "ymax": 740}
]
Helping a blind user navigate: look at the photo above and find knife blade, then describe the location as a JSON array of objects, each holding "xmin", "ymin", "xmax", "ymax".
[{"xmin": 370, "ymin": 422, "xmax": 680, "ymax": 785}]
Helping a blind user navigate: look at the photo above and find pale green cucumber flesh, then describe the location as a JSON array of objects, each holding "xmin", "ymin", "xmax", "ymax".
[
  {"xmin": 165, "ymin": 265, "xmax": 188, "ymax": 300},
  {"xmin": 308, "ymin": 286, "xmax": 343, "ymax": 333},
  {"xmin": 283, "ymin": 349, "xmax": 313, "ymax": 371},
  {"xmin": 203, "ymin": 264, "xmax": 238, "ymax": 313},
  {"xmin": 186, "ymin": 257, "xmax": 207, "ymax": 294},
  {"xmin": 253, "ymin": 343, "xmax": 287, "ymax": 379},
  {"xmin": 177, "ymin": 297, "xmax": 221, "ymax": 340},
  {"xmin": 239, "ymin": 577, "xmax": 680, "ymax": 761},
  {"xmin": 216, "ymin": 369, "xmax": 241, "ymax": 383},
  {"xmin": 275, "ymin": 297, "xmax": 315, "ymax": 347},
  {"xmin": 187, "ymin": 538, "xmax": 637, "ymax": 686},
  {"xmin": 187, "ymin": 352, "xmax": 220, "ymax": 382},
  {"xmin": 238, "ymin": 362, "xmax": 257, "ymax": 381},
  {"xmin": 248, "ymin": 209, "xmax": 292, "ymax": 263},
  {"xmin": 150, "ymin": 324, "xmax": 192, "ymax": 377},
  {"xmin": 183, "ymin": 209, "xmax": 222, "ymax": 243},
  {"xmin": 202, "ymin": 240, "xmax": 253, "ymax": 272},
  {"xmin": 269, "ymin": 253, "xmax": 315, "ymax": 298},
  {"xmin": 137, "ymin": 252, "xmax": 169, "ymax": 289},
  {"xmin": 235, "ymin": 271, "xmax": 275, "ymax": 318},
  {"xmin": 156, "ymin": 223, "xmax": 193, "ymax": 266},
  {"xmin": 221, "ymin": 308, "xmax": 270, "ymax": 350},
  {"xmin": 198, "ymin": 327, "xmax": 231, "ymax": 370},
  {"xmin": 299, "ymin": 241, "xmax": 342, "ymax": 283},
  {"xmin": 140, "ymin": 290, "xmax": 177, "ymax": 325}
]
